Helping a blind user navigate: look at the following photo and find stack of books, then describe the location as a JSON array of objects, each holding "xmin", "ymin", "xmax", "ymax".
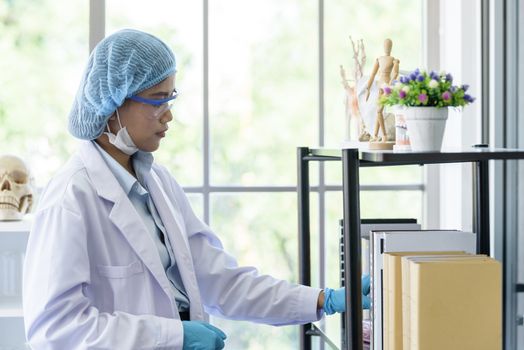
[
  {"xmin": 367, "ymin": 228, "xmax": 501, "ymax": 350},
  {"xmin": 383, "ymin": 252, "xmax": 501, "ymax": 350}
]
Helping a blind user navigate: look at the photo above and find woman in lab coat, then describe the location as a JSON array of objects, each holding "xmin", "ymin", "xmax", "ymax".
[{"xmin": 23, "ymin": 29, "xmax": 369, "ymax": 350}]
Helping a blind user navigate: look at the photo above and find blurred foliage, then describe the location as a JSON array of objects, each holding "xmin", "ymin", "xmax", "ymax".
[
  {"xmin": 325, "ymin": 161, "xmax": 423, "ymax": 185},
  {"xmin": 211, "ymin": 193, "xmax": 299, "ymax": 282},
  {"xmin": 106, "ymin": 0, "xmax": 205, "ymax": 186},
  {"xmin": 323, "ymin": 190, "xmax": 423, "ymax": 346},
  {"xmin": 209, "ymin": 0, "xmax": 318, "ymax": 186},
  {"xmin": 324, "ymin": 0, "xmax": 423, "ymax": 184},
  {"xmin": 209, "ymin": 192, "xmax": 320, "ymax": 348},
  {"xmin": 210, "ymin": 193, "xmax": 303, "ymax": 349},
  {"xmin": 0, "ymin": 0, "xmax": 88, "ymax": 188}
]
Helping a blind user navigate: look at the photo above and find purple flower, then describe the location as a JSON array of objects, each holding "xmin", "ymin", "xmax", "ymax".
[
  {"xmin": 418, "ymin": 93, "xmax": 428, "ymax": 104},
  {"xmin": 391, "ymin": 79, "xmax": 398, "ymax": 85},
  {"xmin": 400, "ymin": 76, "xmax": 408, "ymax": 84},
  {"xmin": 417, "ymin": 75, "xmax": 425, "ymax": 82},
  {"xmin": 429, "ymin": 70, "xmax": 438, "ymax": 80},
  {"xmin": 445, "ymin": 73, "xmax": 453, "ymax": 82},
  {"xmin": 409, "ymin": 72, "xmax": 417, "ymax": 81},
  {"xmin": 442, "ymin": 91, "xmax": 451, "ymax": 101},
  {"xmin": 464, "ymin": 94, "xmax": 475, "ymax": 103},
  {"xmin": 383, "ymin": 86, "xmax": 392, "ymax": 95},
  {"xmin": 413, "ymin": 68, "xmax": 420, "ymax": 75},
  {"xmin": 461, "ymin": 84, "xmax": 470, "ymax": 91},
  {"xmin": 399, "ymin": 90, "xmax": 407, "ymax": 99},
  {"xmin": 450, "ymin": 86, "xmax": 457, "ymax": 93}
]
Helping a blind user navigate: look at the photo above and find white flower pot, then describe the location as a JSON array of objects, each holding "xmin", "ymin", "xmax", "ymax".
[{"xmin": 403, "ymin": 107, "xmax": 448, "ymax": 152}]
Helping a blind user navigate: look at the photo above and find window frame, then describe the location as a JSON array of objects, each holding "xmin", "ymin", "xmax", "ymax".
[
  {"xmin": 89, "ymin": 2, "xmax": 433, "ymax": 345},
  {"xmin": 88, "ymin": 0, "xmax": 431, "ymax": 220},
  {"xmin": 89, "ymin": 0, "xmax": 524, "ymax": 347}
]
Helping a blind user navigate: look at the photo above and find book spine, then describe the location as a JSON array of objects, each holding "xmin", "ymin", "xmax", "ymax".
[{"xmin": 409, "ymin": 262, "xmax": 420, "ymax": 350}]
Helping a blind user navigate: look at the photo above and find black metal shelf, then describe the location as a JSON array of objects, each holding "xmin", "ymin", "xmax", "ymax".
[
  {"xmin": 297, "ymin": 146, "xmax": 524, "ymax": 350},
  {"xmin": 306, "ymin": 324, "xmax": 339, "ymax": 350},
  {"xmin": 307, "ymin": 147, "xmax": 524, "ymax": 165}
]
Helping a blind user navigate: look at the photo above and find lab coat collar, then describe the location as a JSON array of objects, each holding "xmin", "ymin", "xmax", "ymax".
[
  {"xmin": 89, "ymin": 140, "xmax": 154, "ymax": 197},
  {"xmin": 78, "ymin": 141, "xmax": 127, "ymax": 203},
  {"xmin": 92, "ymin": 141, "xmax": 137, "ymax": 196},
  {"xmin": 77, "ymin": 141, "xmax": 180, "ymax": 315}
]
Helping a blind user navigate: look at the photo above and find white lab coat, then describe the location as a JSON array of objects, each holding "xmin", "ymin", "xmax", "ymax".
[{"xmin": 23, "ymin": 141, "xmax": 322, "ymax": 350}]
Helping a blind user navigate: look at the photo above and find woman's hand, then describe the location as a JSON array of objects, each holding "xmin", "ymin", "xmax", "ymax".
[
  {"xmin": 319, "ymin": 275, "xmax": 371, "ymax": 315},
  {"xmin": 182, "ymin": 321, "xmax": 227, "ymax": 350}
]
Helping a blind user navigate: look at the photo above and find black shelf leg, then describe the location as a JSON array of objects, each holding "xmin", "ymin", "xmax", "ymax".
[
  {"xmin": 473, "ymin": 160, "xmax": 490, "ymax": 255},
  {"xmin": 342, "ymin": 149, "xmax": 363, "ymax": 350},
  {"xmin": 297, "ymin": 147, "xmax": 312, "ymax": 350}
]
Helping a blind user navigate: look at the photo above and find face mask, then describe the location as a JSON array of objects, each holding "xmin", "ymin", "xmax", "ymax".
[{"xmin": 103, "ymin": 109, "xmax": 139, "ymax": 155}]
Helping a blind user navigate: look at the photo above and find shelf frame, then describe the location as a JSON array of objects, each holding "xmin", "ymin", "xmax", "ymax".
[{"xmin": 297, "ymin": 146, "xmax": 524, "ymax": 350}]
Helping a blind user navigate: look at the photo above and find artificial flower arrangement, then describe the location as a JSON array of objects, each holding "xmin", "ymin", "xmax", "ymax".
[{"xmin": 379, "ymin": 68, "xmax": 475, "ymax": 108}]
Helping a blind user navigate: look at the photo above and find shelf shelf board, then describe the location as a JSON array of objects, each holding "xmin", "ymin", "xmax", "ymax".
[
  {"xmin": 0, "ymin": 216, "xmax": 32, "ymax": 233},
  {"xmin": 305, "ymin": 147, "xmax": 524, "ymax": 166},
  {"xmin": 0, "ymin": 308, "xmax": 24, "ymax": 317}
]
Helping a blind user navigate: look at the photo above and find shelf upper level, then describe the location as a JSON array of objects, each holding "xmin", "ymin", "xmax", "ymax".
[
  {"xmin": 0, "ymin": 308, "xmax": 24, "ymax": 318},
  {"xmin": 0, "ymin": 216, "xmax": 32, "ymax": 234},
  {"xmin": 303, "ymin": 147, "xmax": 524, "ymax": 166}
]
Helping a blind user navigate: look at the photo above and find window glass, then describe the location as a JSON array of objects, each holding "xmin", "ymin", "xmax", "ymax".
[
  {"xmin": 107, "ymin": 0, "xmax": 204, "ymax": 186},
  {"xmin": 324, "ymin": 0, "xmax": 423, "ymax": 184},
  {"xmin": 324, "ymin": 189, "xmax": 423, "ymax": 346},
  {"xmin": 0, "ymin": 0, "xmax": 88, "ymax": 188},
  {"xmin": 210, "ymin": 192, "xmax": 318, "ymax": 348},
  {"xmin": 186, "ymin": 193, "xmax": 203, "ymax": 219},
  {"xmin": 325, "ymin": 161, "xmax": 423, "ymax": 185},
  {"xmin": 209, "ymin": 0, "xmax": 317, "ymax": 186}
]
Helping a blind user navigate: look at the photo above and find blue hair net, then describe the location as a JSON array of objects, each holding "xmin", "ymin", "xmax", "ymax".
[{"xmin": 68, "ymin": 29, "xmax": 176, "ymax": 140}]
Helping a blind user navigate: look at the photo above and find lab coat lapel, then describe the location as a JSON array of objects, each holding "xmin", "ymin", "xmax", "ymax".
[
  {"xmin": 107, "ymin": 198, "xmax": 175, "ymax": 294},
  {"xmin": 78, "ymin": 141, "xmax": 175, "ymax": 298},
  {"xmin": 146, "ymin": 171, "xmax": 205, "ymax": 319}
]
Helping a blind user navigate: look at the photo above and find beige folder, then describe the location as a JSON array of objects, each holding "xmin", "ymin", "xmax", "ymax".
[
  {"xmin": 408, "ymin": 257, "xmax": 501, "ymax": 350},
  {"xmin": 402, "ymin": 255, "xmax": 488, "ymax": 349},
  {"xmin": 382, "ymin": 251, "xmax": 466, "ymax": 350}
]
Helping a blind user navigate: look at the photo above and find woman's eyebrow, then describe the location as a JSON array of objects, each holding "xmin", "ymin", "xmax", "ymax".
[{"xmin": 148, "ymin": 88, "xmax": 176, "ymax": 97}]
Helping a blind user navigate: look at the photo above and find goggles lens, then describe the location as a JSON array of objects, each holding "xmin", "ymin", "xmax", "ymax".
[
  {"xmin": 151, "ymin": 101, "xmax": 175, "ymax": 119},
  {"xmin": 128, "ymin": 90, "xmax": 178, "ymax": 120}
]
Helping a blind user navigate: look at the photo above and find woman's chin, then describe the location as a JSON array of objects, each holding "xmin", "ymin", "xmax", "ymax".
[{"xmin": 138, "ymin": 141, "xmax": 160, "ymax": 153}]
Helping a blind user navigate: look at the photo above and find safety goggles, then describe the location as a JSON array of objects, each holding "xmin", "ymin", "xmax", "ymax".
[{"xmin": 128, "ymin": 89, "xmax": 178, "ymax": 120}]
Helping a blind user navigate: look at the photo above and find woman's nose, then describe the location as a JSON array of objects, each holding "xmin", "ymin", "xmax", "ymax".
[{"xmin": 160, "ymin": 109, "xmax": 173, "ymax": 124}]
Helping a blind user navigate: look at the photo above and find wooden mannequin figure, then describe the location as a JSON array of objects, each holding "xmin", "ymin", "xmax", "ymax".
[{"xmin": 365, "ymin": 38, "xmax": 400, "ymax": 145}]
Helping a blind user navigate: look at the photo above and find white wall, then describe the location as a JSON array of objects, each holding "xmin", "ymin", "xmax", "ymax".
[{"xmin": 438, "ymin": 0, "xmax": 482, "ymax": 232}]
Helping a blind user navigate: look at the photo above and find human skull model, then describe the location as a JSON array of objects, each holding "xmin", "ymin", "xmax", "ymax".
[{"xmin": 0, "ymin": 155, "xmax": 34, "ymax": 221}]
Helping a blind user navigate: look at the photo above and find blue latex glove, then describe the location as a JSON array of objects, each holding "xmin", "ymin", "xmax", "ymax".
[
  {"xmin": 182, "ymin": 321, "xmax": 227, "ymax": 350},
  {"xmin": 362, "ymin": 274, "xmax": 370, "ymax": 309},
  {"xmin": 323, "ymin": 274, "xmax": 371, "ymax": 315}
]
